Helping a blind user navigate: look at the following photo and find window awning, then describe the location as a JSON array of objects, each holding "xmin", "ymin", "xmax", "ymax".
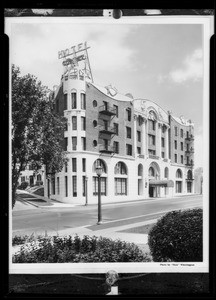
[{"xmin": 149, "ymin": 179, "xmax": 174, "ymax": 187}]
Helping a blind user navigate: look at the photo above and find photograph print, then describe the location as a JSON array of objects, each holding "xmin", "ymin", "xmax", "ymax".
[{"xmin": 5, "ymin": 14, "xmax": 213, "ymax": 274}]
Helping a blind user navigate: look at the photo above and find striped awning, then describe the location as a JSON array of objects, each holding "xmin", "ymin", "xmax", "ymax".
[{"xmin": 149, "ymin": 179, "xmax": 174, "ymax": 187}]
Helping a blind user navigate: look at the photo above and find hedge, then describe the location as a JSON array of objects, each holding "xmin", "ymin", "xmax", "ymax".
[
  {"xmin": 17, "ymin": 181, "xmax": 28, "ymax": 190},
  {"xmin": 12, "ymin": 235, "xmax": 152, "ymax": 263},
  {"xmin": 148, "ymin": 208, "xmax": 203, "ymax": 262}
]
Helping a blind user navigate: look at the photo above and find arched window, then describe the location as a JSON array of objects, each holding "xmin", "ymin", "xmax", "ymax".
[
  {"xmin": 164, "ymin": 167, "xmax": 169, "ymax": 179},
  {"xmin": 93, "ymin": 159, "xmax": 107, "ymax": 174},
  {"xmin": 92, "ymin": 159, "xmax": 107, "ymax": 196},
  {"xmin": 176, "ymin": 169, "xmax": 182, "ymax": 178},
  {"xmin": 114, "ymin": 162, "xmax": 127, "ymax": 175},
  {"xmin": 148, "ymin": 167, "xmax": 155, "ymax": 177},
  {"xmin": 138, "ymin": 164, "xmax": 143, "ymax": 176},
  {"xmin": 114, "ymin": 162, "xmax": 128, "ymax": 195}
]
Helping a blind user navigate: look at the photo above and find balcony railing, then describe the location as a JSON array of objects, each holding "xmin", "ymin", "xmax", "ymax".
[
  {"xmin": 99, "ymin": 105, "xmax": 117, "ymax": 116},
  {"xmin": 99, "ymin": 144, "xmax": 115, "ymax": 154},
  {"xmin": 149, "ymin": 154, "xmax": 159, "ymax": 160},
  {"xmin": 185, "ymin": 162, "xmax": 194, "ymax": 167},
  {"xmin": 185, "ymin": 147, "xmax": 194, "ymax": 154},
  {"xmin": 185, "ymin": 134, "xmax": 194, "ymax": 141},
  {"xmin": 99, "ymin": 125, "xmax": 117, "ymax": 135}
]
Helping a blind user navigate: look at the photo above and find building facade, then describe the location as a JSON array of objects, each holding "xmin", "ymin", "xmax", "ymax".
[{"xmin": 44, "ymin": 43, "xmax": 195, "ymax": 204}]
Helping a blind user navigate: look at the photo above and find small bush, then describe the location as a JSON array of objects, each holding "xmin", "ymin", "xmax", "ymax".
[
  {"xmin": 148, "ymin": 208, "xmax": 203, "ymax": 262},
  {"xmin": 18, "ymin": 181, "xmax": 29, "ymax": 190},
  {"xmin": 12, "ymin": 234, "xmax": 36, "ymax": 246},
  {"xmin": 35, "ymin": 181, "xmax": 43, "ymax": 186},
  {"xmin": 12, "ymin": 235, "xmax": 151, "ymax": 263}
]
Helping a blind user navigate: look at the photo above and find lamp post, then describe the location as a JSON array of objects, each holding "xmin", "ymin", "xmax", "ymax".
[
  {"xmin": 85, "ymin": 176, "xmax": 88, "ymax": 206},
  {"xmin": 96, "ymin": 165, "xmax": 103, "ymax": 225}
]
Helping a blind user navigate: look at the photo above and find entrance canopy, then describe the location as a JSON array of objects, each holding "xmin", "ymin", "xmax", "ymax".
[{"xmin": 149, "ymin": 179, "xmax": 174, "ymax": 187}]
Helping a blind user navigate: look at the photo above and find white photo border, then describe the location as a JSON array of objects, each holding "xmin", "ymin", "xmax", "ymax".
[{"xmin": 5, "ymin": 15, "xmax": 213, "ymax": 274}]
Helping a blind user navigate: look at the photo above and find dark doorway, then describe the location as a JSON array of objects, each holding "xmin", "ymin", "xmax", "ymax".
[{"xmin": 149, "ymin": 186, "xmax": 154, "ymax": 197}]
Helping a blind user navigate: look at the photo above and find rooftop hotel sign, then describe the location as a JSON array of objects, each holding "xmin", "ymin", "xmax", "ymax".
[
  {"xmin": 58, "ymin": 42, "xmax": 89, "ymax": 59},
  {"xmin": 58, "ymin": 42, "xmax": 93, "ymax": 82}
]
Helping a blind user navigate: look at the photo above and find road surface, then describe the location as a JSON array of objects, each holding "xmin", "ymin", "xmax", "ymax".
[{"xmin": 12, "ymin": 195, "xmax": 203, "ymax": 236}]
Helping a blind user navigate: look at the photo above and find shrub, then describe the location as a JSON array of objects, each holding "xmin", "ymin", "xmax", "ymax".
[
  {"xmin": 12, "ymin": 234, "xmax": 36, "ymax": 246},
  {"xmin": 148, "ymin": 208, "xmax": 203, "ymax": 262},
  {"xmin": 12, "ymin": 235, "xmax": 152, "ymax": 263},
  {"xmin": 18, "ymin": 181, "xmax": 29, "ymax": 190},
  {"xmin": 35, "ymin": 181, "xmax": 43, "ymax": 186}
]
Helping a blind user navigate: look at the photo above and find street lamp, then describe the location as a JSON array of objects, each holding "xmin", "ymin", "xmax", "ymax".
[
  {"xmin": 96, "ymin": 165, "xmax": 103, "ymax": 225},
  {"xmin": 85, "ymin": 176, "xmax": 88, "ymax": 206}
]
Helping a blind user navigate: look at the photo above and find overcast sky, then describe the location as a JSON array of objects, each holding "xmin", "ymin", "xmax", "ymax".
[{"xmin": 6, "ymin": 19, "xmax": 208, "ymax": 169}]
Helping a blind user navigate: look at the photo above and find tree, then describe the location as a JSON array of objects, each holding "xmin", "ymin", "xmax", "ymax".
[{"xmin": 12, "ymin": 65, "xmax": 67, "ymax": 208}]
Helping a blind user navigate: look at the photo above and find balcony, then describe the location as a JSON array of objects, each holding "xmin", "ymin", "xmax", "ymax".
[
  {"xmin": 99, "ymin": 144, "xmax": 115, "ymax": 154},
  {"xmin": 149, "ymin": 154, "xmax": 159, "ymax": 160},
  {"xmin": 185, "ymin": 147, "xmax": 194, "ymax": 154},
  {"xmin": 99, "ymin": 125, "xmax": 117, "ymax": 135},
  {"xmin": 185, "ymin": 161, "xmax": 194, "ymax": 167},
  {"xmin": 185, "ymin": 134, "xmax": 194, "ymax": 141},
  {"xmin": 99, "ymin": 105, "xmax": 117, "ymax": 116}
]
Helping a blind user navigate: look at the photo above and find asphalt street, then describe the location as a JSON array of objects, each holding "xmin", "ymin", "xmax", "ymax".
[{"xmin": 12, "ymin": 194, "xmax": 203, "ymax": 236}]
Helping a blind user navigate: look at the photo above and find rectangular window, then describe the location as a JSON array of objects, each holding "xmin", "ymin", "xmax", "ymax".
[
  {"xmin": 114, "ymin": 123, "xmax": 119, "ymax": 135},
  {"xmin": 115, "ymin": 178, "xmax": 127, "ymax": 195},
  {"xmin": 51, "ymin": 176, "xmax": 55, "ymax": 195},
  {"xmin": 64, "ymin": 94, "xmax": 68, "ymax": 110},
  {"xmin": 181, "ymin": 142, "xmax": 183, "ymax": 151},
  {"xmin": 175, "ymin": 154, "xmax": 177, "ymax": 163},
  {"xmin": 137, "ymin": 130, "xmax": 141, "ymax": 142},
  {"xmin": 72, "ymin": 176, "xmax": 77, "ymax": 197},
  {"xmin": 126, "ymin": 144, "xmax": 132, "ymax": 156},
  {"xmin": 161, "ymin": 137, "xmax": 165, "ymax": 147},
  {"xmin": 148, "ymin": 134, "xmax": 155, "ymax": 146},
  {"xmin": 176, "ymin": 181, "xmax": 182, "ymax": 193},
  {"xmin": 57, "ymin": 177, "xmax": 60, "ymax": 194},
  {"xmin": 72, "ymin": 116, "xmax": 77, "ymax": 130},
  {"xmin": 148, "ymin": 149, "xmax": 156, "ymax": 155},
  {"xmin": 65, "ymin": 161, "xmax": 68, "ymax": 172},
  {"xmin": 174, "ymin": 140, "xmax": 177, "ymax": 149},
  {"xmin": 82, "ymin": 158, "xmax": 86, "ymax": 172},
  {"xmin": 113, "ymin": 105, "xmax": 118, "ymax": 117},
  {"xmin": 65, "ymin": 122, "xmax": 68, "ymax": 131},
  {"xmin": 162, "ymin": 125, "xmax": 166, "ymax": 133},
  {"xmin": 126, "ymin": 127, "xmax": 131, "ymax": 138},
  {"xmin": 175, "ymin": 126, "xmax": 178, "ymax": 136},
  {"xmin": 81, "ymin": 93, "xmax": 86, "ymax": 110},
  {"xmin": 137, "ymin": 147, "xmax": 141, "ymax": 154},
  {"xmin": 72, "ymin": 137, "xmax": 77, "ymax": 150},
  {"xmin": 138, "ymin": 116, "xmax": 143, "ymax": 126},
  {"xmin": 81, "ymin": 137, "xmax": 86, "ymax": 150},
  {"xmin": 181, "ymin": 155, "xmax": 184, "ymax": 164},
  {"xmin": 181, "ymin": 129, "xmax": 184, "ymax": 138},
  {"xmin": 65, "ymin": 176, "xmax": 68, "ymax": 197},
  {"xmin": 126, "ymin": 108, "xmax": 131, "ymax": 121},
  {"xmin": 93, "ymin": 177, "xmax": 106, "ymax": 196},
  {"xmin": 71, "ymin": 92, "xmax": 77, "ymax": 109},
  {"xmin": 161, "ymin": 151, "xmax": 165, "ymax": 158},
  {"xmin": 72, "ymin": 158, "xmax": 77, "ymax": 172},
  {"xmin": 83, "ymin": 176, "xmax": 86, "ymax": 196},
  {"xmin": 64, "ymin": 137, "xmax": 68, "ymax": 151},
  {"xmin": 81, "ymin": 116, "xmax": 86, "ymax": 131},
  {"xmin": 113, "ymin": 141, "xmax": 119, "ymax": 154},
  {"xmin": 148, "ymin": 120, "xmax": 155, "ymax": 131},
  {"xmin": 21, "ymin": 176, "xmax": 25, "ymax": 182}
]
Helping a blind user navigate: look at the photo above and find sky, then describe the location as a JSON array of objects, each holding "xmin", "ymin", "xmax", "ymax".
[{"xmin": 6, "ymin": 19, "xmax": 209, "ymax": 169}]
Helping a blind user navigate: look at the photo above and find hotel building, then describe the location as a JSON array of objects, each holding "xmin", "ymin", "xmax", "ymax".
[{"xmin": 44, "ymin": 43, "xmax": 195, "ymax": 204}]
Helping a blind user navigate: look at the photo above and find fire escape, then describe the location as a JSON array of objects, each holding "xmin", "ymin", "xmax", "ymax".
[{"xmin": 98, "ymin": 103, "xmax": 117, "ymax": 154}]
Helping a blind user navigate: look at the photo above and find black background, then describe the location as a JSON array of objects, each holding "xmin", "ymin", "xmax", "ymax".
[{"xmin": 2, "ymin": 2, "xmax": 216, "ymax": 298}]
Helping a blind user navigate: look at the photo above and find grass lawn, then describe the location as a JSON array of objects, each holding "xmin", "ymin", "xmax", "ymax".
[{"xmin": 118, "ymin": 223, "xmax": 155, "ymax": 234}]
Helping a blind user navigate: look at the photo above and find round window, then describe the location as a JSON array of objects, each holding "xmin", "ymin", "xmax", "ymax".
[
  {"xmin": 93, "ymin": 100, "xmax": 97, "ymax": 107},
  {"xmin": 93, "ymin": 120, "xmax": 97, "ymax": 127},
  {"xmin": 93, "ymin": 140, "xmax": 98, "ymax": 147}
]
